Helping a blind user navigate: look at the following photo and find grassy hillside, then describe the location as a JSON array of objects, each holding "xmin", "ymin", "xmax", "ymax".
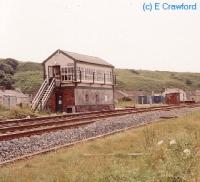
[
  {"xmin": 116, "ymin": 69, "xmax": 200, "ymax": 92},
  {"xmin": 13, "ymin": 66, "xmax": 200, "ymax": 93},
  {"xmin": 2, "ymin": 58, "xmax": 200, "ymax": 94},
  {"xmin": 14, "ymin": 62, "xmax": 43, "ymax": 94},
  {"xmin": 16, "ymin": 61, "xmax": 43, "ymax": 72}
]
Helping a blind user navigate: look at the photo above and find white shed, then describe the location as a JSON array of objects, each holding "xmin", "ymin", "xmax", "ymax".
[{"xmin": 0, "ymin": 88, "xmax": 30, "ymax": 109}]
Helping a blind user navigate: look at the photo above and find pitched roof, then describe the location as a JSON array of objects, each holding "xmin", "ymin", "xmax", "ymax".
[{"xmin": 43, "ymin": 49, "xmax": 114, "ymax": 68}]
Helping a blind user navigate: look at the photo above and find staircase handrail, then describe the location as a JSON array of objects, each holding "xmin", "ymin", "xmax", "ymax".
[
  {"xmin": 31, "ymin": 79, "xmax": 48, "ymax": 110},
  {"xmin": 41, "ymin": 77, "xmax": 55, "ymax": 109}
]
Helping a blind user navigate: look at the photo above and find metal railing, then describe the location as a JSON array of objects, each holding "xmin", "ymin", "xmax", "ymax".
[
  {"xmin": 31, "ymin": 79, "xmax": 48, "ymax": 111},
  {"xmin": 40, "ymin": 78, "xmax": 55, "ymax": 109},
  {"xmin": 31, "ymin": 78, "xmax": 55, "ymax": 111}
]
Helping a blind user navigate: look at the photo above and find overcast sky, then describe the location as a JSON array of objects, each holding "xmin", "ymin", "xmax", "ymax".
[{"xmin": 0, "ymin": 0, "xmax": 199, "ymax": 72}]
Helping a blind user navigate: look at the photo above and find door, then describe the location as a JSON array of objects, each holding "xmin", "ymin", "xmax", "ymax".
[
  {"xmin": 55, "ymin": 93, "xmax": 63, "ymax": 112},
  {"xmin": 53, "ymin": 65, "xmax": 61, "ymax": 86},
  {"xmin": 53, "ymin": 66, "xmax": 61, "ymax": 78},
  {"xmin": 48, "ymin": 66, "xmax": 61, "ymax": 83}
]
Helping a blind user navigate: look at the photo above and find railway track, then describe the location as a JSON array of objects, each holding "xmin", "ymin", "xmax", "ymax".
[
  {"xmin": 0, "ymin": 104, "xmax": 200, "ymax": 166},
  {"xmin": 0, "ymin": 104, "xmax": 198, "ymax": 141}
]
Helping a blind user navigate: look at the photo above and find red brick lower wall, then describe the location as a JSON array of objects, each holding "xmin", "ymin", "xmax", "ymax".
[
  {"xmin": 46, "ymin": 91, "xmax": 56, "ymax": 112},
  {"xmin": 46, "ymin": 87, "xmax": 75, "ymax": 112}
]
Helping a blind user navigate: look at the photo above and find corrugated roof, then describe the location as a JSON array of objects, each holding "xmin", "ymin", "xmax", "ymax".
[{"xmin": 60, "ymin": 50, "xmax": 114, "ymax": 67}]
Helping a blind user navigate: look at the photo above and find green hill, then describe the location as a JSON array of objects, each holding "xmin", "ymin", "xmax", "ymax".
[
  {"xmin": 15, "ymin": 66, "xmax": 200, "ymax": 93},
  {"xmin": 0, "ymin": 59, "xmax": 43, "ymax": 94},
  {"xmin": 13, "ymin": 62, "xmax": 43, "ymax": 94},
  {"xmin": 116, "ymin": 69, "xmax": 200, "ymax": 92},
  {"xmin": 1, "ymin": 58, "xmax": 200, "ymax": 94}
]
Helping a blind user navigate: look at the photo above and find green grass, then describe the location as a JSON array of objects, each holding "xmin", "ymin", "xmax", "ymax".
[
  {"xmin": 116, "ymin": 69, "xmax": 200, "ymax": 91},
  {"xmin": 13, "ymin": 61, "xmax": 43, "ymax": 94},
  {"xmin": 116, "ymin": 100, "xmax": 165, "ymax": 109},
  {"xmin": 13, "ymin": 70, "xmax": 43, "ymax": 94},
  {"xmin": 0, "ymin": 106, "xmax": 47, "ymax": 119},
  {"xmin": 14, "ymin": 62, "xmax": 43, "ymax": 94},
  {"xmin": 0, "ymin": 105, "xmax": 10, "ymax": 119},
  {"xmin": 116, "ymin": 100, "xmax": 135, "ymax": 108},
  {"xmin": 0, "ymin": 111, "xmax": 200, "ymax": 181},
  {"xmin": 16, "ymin": 62, "xmax": 43, "ymax": 72}
]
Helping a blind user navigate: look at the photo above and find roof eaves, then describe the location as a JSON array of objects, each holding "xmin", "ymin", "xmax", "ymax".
[{"xmin": 75, "ymin": 59, "xmax": 114, "ymax": 68}]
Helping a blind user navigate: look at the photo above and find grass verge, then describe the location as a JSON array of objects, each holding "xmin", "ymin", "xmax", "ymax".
[{"xmin": 0, "ymin": 106, "xmax": 49, "ymax": 119}]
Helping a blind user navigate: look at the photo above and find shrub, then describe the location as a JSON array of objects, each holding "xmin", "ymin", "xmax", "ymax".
[
  {"xmin": 9, "ymin": 107, "xmax": 37, "ymax": 119},
  {"xmin": 129, "ymin": 69, "xmax": 140, "ymax": 74},
  {"xmin": 186, "ymin": 79, "xmax": 193, "ymax": 85},
  {"xmin": 120, "ymin": 96, "xmax": 132, "ymax": 101}
]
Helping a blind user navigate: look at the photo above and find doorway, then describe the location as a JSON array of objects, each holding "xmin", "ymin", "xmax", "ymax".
[
  {"xmin": 48, "ymin": 66, "xmax": 61, "ymax": 82},
  {"xmin": 53, "ymin": 65, "xmax": 61, "ymax": 78},
  {"xmin": 55, "ymin": 93, "xmax": 63, "ymax": 112}
]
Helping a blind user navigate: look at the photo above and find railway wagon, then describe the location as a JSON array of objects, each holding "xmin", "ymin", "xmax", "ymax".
[{"xmin": 32, "ymin": 49, "xmax": 115, "ymax": 112}]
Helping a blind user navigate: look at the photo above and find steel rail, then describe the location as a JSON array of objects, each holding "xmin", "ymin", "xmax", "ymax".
[
  {"xmin": 0, "ymin": 105, "xmax": 185, "ymax": 131},
  {"xmin": 0, "ymin": 104, "xmax": 194, "ymax": 141},
  {"xmin": 0, "ymin": 104, "xmax": 183, "ymax": 126}
]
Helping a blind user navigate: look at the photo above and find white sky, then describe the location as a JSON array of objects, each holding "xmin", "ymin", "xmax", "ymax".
[{"xmin": 0, "ymin": 0, "xmax": 200, "ymax": 72}]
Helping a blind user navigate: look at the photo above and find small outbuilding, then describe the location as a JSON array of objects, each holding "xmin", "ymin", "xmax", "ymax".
[
  {"xmin": 162, "ymin": 88, "xmax": 187, "ymax": 103},
  {"xmin": 0, "ymin": 87, "xmax": 30, "ymax": 109}
]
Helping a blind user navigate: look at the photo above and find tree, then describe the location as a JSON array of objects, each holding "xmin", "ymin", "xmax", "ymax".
[
  {"xmin": 0, "ymin": 70, "xmax": 5, "ymax": 79},
  {"xmin": 5, "ymin": 58, "xmax": 18, "ymax": 70},
  {"xmin": 0, "ymin": 74, "xmax": 14, "ymax": 89},
  {"xmin": 0, "ymin": 62, "xmax": 14, "ymax": 75},
  {"xmin": 0, "ymin": 58, "xmax": 19, "ymax": 89}
]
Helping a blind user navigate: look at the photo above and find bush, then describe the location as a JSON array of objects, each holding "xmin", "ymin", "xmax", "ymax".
[
  {"xmin": 5, "ymin": 58, "xmax": 18, "ymax": 70},
  {"xmin": 186, "ymin": 79, "xmax": 193, "ymax": 85},
  {"xmin": 9, "ymin": 107, "xmax": 37, "ymax": 119},
  {"xmin": 0, "ymin": 74, "xmax": 14, "ymax": 89},
  {"xmin": 120, "ymin": 96, "xmax": 132, "ymax": 101},
  {"xmin": 129, "ymin": 69, "xmax": 140, "ymax": 74}
]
